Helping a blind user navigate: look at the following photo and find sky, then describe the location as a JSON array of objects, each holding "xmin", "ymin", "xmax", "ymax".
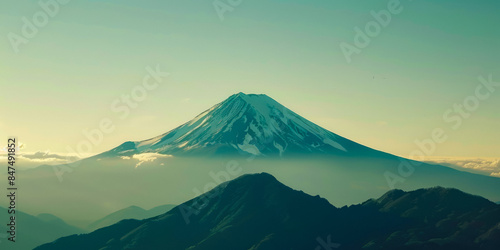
[{"xmin": 1, "ymin": 0, "xmax": 499, "ymax": 165}]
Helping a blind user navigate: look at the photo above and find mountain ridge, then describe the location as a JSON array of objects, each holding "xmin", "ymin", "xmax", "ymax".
[
  {"xmin": 36, "ymin": 173, "xmax": 500, "ymax": 250},
  {"xmin": 86, "ymin": 204, "xmax": 176, "ymax": 231},
  {"xmin": 24, "ymin": 93, "xmax": 500, "ymax": 226}
]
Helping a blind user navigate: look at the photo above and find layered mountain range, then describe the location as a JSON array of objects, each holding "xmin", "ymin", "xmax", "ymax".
[
  {"xmin": 18, "ymin": 92, "xmax": 500, "ymax": 230},
  {"xmin": 36, "ymin": 173, "xmax": 500, "ymax": 250},
  {"xmin": 0, "ymin": 207, "xmax": 84, "ymax": 250},
  {"xmin": 86, "ymin": 204, "xmax": 176, "ymax": 231}
]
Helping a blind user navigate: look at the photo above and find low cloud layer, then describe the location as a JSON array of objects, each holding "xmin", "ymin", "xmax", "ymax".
[
  {"xmin": 424, "ymin": 157, "xmax": 500, "ymax": 177},
  {"xmin": 21, "ymin": 151, "xmax": 79, "ymax": 161},
  {"xmin": 0, "ymin": 151, "xmax": 81, "ymax": 169},
  {"xmin": 121, "ymin": 153, "xmax": 173, "ymax": 167}
]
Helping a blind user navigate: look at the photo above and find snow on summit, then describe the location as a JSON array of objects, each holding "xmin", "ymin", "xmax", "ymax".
[{"xmin": 102, "ymin": 92, "xmax": 378, "ymax": 157}]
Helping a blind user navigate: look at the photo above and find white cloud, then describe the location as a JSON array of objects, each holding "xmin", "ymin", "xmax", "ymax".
[
  {"xmin": 491, "ymin": 172, "xmax": 500, "ymax": 177},
  {"xmin": 120, "ymin": 153, "xmax": 173, "ymax": 168},
  {"xmin": 22, "ymin": 151, "xmax": 78, "ymax": 161},
  {"xmin": 423, "ymin": 156, "xmax": 500, "ymax": 178},
  {"xmin": 0, "ymin": 151, "xmax": 82, "ymax": 169}
]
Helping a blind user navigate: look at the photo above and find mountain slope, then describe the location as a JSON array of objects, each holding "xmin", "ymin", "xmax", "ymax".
[
  {"xmin": 86, "ymin": 204, "xmax": 176, "ymax": 231},
  {"xmin": 37, "ymin": 173, "xmax": 339, "ymax": 250},
  {"xmin": 359, "ymin": 187, "xmax": 500, "ymax": 249},
  {"xmin": 98, "ymin": 92, "xmax": 385, "ymax": 157},
  {"xmin": 36, "ymin": 173, "xmax": 500, "ymax": 250},
  {"xmin": 22, "ymin": 92, "xmax": 500, "ymax": 227}
]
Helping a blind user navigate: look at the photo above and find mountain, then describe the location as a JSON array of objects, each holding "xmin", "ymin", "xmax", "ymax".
[
  {"xmin": 19, "ymin": 92, "xmax": 500, "ymax": 226},
  {"xmin": 36, "ymin": 173, "xmax": 500, "ymax": 250},
  {"xmin": 99, "ymin": 92, "xmax": 384, "ymax": 157},
  {"xmin": 36, "ymin": 173, "xmax": 338, "ymax": 250},
  {"xmin": 86, "ymin": 204, "xmax": 176, "ymax": 231},
  {"xmin": 359, "ymin": 187, "xmax": 500, "ymax": 249},
  {"xmin": 89, "ymin": 92, "xmax": 500, "ymax": 204},
  {"xmin": 0, "ymin": 207, "xmax": 85, "ymax": 250}
]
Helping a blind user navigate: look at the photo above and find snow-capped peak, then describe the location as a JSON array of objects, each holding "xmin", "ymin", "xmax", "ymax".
[{"xmin": 104, "ymin": 92, "xmax": 374, "ymax": 157}]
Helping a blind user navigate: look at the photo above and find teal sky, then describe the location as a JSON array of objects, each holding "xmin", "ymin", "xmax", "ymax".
[{"xmin": 1, "ymin": 0, "xmax": 499, "ymax": 159}]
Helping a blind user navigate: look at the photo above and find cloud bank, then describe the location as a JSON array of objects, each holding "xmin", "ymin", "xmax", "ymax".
[
  {"xmin": 423, "ymin": 157, "xmax": 500, "ymax": 177},
  {"xmin": 0, "ymin": 150, "xmax": 81, "ymax": 169},
  {"xmin": 121, "ymin": 153, "xmax": 173, "ymax": 167}
]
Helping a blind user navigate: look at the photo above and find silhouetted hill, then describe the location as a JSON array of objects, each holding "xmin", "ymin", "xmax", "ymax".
[
  {"xmin": 360, "ymin": 187, "xmax": 500, "ymax": 249},
  {"xmin": 36, "ymin": 173, "xmax": 500, "ymax": 250}
]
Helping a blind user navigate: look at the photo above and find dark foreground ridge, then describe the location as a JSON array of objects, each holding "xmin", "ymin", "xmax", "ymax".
[{"xmin": 36, "ymin": 173, "xmax": 500, "ymax": 250}]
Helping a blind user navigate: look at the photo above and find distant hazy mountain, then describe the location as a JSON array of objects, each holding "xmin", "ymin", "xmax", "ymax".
[
  {"xmin": 98, "ymin": 92, "xmax": 384, "ymax": 157},
  {"xmin": 0, "ymin": 207, "xmax": 84, "ymax": 250},
  {"xmin": 87, "ymin": 204, "xmax": 175, "ymax": 231},
  {"xmin": 36, "ymin": 173, "xmax": 500, "ymax": 250}
]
